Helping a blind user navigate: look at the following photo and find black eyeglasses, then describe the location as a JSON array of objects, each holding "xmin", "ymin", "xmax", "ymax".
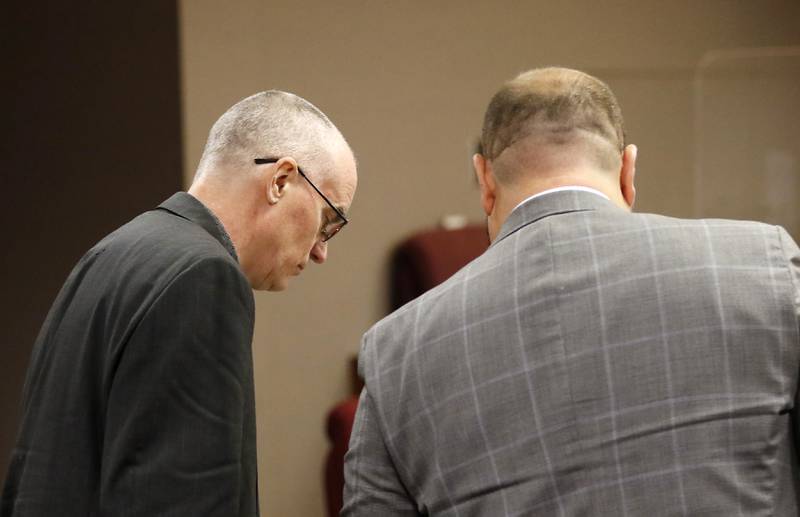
[{"xmin": 254, "ymin": 158, "xmax": 348, "ymax": 242}]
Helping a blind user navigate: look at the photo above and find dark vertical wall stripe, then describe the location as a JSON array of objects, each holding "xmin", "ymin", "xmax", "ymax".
[{"xmin": 0, "ymin": 2, "xmax": 183, "ymax": 482}]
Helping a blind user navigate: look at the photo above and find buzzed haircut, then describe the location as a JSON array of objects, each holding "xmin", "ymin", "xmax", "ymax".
[
  {"xmin": 480, "ymin": 67, "xmax": 626, "ymax": 178},
  {"xmin": 196, "ymin": 90, "xmax": 340, "ymax": 179}
]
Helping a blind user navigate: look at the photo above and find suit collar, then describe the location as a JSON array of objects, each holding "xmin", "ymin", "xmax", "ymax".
[
  {"xmin": 492, "ymin": 189, "xmax": 620, "ymax": 247},
  {"xmin": 156, "ymin": 192, "xmax": 239, "ymax": 262}
]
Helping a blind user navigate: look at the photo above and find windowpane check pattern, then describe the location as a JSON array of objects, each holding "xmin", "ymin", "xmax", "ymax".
[{"xmin": 343, "ymin": 190, "xmax": 800, "ymax": 516}]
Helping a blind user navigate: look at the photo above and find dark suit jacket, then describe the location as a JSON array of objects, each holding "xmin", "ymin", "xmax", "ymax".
[
  {"xmin": 344, "ymin": 190, "xmax": 800, "ymax": 516},
  {"xmin": 2, "ymin": 192, "xmax": 259, "ymax": 516}
]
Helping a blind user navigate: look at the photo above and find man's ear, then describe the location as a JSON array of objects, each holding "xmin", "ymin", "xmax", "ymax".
[
  {"xmin": 473, "ymin": 153, "xmax": 497, "ymax": 217},
  {"xmin": 620, "ymin": 144, "xmax": 637, "ymax": 209},
  {"xmin": 266, "ymin": 158, "xmax": 297, "ymax": 205}
]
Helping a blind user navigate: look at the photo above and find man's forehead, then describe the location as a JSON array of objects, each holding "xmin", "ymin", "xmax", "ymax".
[
  {"xmin": 335, "ymin": 151, "xmax": 357, "ymax": 190},
  {"xmin": 331, "ymin": 176, "xmax": 356, "ymax": 214},
  {"xmin": 318, "ymin": 139, "xmax": 356, "ymax": 211},
  {"xmin": 319, "ymin": 165, "xmax": 356, "ymax": 212}
]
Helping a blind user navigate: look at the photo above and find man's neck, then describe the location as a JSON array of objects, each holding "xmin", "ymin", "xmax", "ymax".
[
  {"xmin": 501, "ymin": 173, "xmax": 621, "ymax": 211},
  {"xmin": 487, "ymin": 173, "xmax": 628, "ymax": 241},
  {"xmin": 511, "ymin": 185, "xmax": 609, "ymax": 213},
  {"xmin": 188, "ymin": 182, "xmax": 249, "ymax": 258}
]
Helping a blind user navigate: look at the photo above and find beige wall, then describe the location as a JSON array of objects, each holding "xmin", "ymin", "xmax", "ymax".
[
  {"xmin": 179, "ymin": 2, "xmax": 800, "ymax": 515},
  {"xmin": 695, "ymin": 50, "xmax": 800, "ymax": 234}
]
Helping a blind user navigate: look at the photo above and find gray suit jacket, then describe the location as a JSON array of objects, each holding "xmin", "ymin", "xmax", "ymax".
[{"xmin": 343, "ymin": 190, "xmax": 800, "ymax": 516}]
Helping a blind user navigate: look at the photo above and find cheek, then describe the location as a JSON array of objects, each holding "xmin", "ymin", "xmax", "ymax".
[
  {"xmin": 282, "ymin": 205, "xmax": 319, "ymax": 257},
  {"xmin": 292, "ymin": 205, "xmax": 320, "ymax": 243}
]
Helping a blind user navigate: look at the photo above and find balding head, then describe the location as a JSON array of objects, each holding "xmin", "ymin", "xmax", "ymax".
[
  {"xmin": 474, "ymin": 67, "xmax": 636, "ymax": 241},
  {"xmin": 480, "ymin": 67, "xmax": 625, "ymax": 183}
]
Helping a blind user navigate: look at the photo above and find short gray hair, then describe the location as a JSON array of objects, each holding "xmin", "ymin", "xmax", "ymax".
[{"xmin": 196, "ymin": 90, "xmax": 343, "ymax": 180}]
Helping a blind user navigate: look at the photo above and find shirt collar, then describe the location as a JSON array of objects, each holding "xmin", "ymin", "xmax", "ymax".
[
  {"xmin": 492, "ymin": 188, "xmax": 618, "ymax": 247},
  {"xmin": 156, "ymin": 192, "xmax": 239, "ymax": 262},
  {"xmin": 512, "ymin": 186, "xmax": 609, "ymax": 214}
]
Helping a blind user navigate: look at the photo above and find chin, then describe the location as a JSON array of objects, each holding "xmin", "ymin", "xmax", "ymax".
[
  {"xmin": 251, "ymin": 267, "xmax": 298, "ymax": 291},
  {"xmin": 263, "ymin": 277, "xmax": 290, "ymax": 292}
]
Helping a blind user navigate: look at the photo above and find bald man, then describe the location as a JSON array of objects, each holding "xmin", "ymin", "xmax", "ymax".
[
  {"xmin": 2, "ymin": 91, "xmax": 357, "ymax": 516},
  {"xmin": 343, "ymin": 68, "xmax": 800, "ymax": 515}
]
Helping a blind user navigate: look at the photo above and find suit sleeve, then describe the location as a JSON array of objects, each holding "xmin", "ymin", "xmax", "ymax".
[
  {"xmin": 99, "ymin": 257, "xmax": 255, "ymax": 515},
  {"xmin": 341, "ymin": 338, "xmax": 419, "ymax": 516},
  {"xmin": 777, "ymin": 227, "xmax": 800, "ymax": 463}
]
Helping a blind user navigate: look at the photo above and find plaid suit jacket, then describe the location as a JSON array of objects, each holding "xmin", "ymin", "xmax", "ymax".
[{"xmin": 343, "ymin": 190, "xmax": 800, "ymax": 516}]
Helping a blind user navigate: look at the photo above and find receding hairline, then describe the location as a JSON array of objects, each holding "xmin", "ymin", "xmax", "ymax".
[
  {"xmin": 479, "ymin": 66, "xmax": 626, "ymax": 181},
  {"xmin": 194, "ymin": 90, "xmax": 351, "ymax": 182}
]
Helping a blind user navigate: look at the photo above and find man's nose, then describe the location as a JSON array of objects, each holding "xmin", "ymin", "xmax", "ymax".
[{"xmin": 310, "ymin": 240, "xmax": 327, "ymax": 264}]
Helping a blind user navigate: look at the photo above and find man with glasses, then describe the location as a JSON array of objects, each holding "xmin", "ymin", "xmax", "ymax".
[
  {"xmin": 2, "ymin": 91, "xmax": 357, "ymax": 516},
  {"xmin": 344, "ymin": 67, "xmax": 800, "ymax": 515}
]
